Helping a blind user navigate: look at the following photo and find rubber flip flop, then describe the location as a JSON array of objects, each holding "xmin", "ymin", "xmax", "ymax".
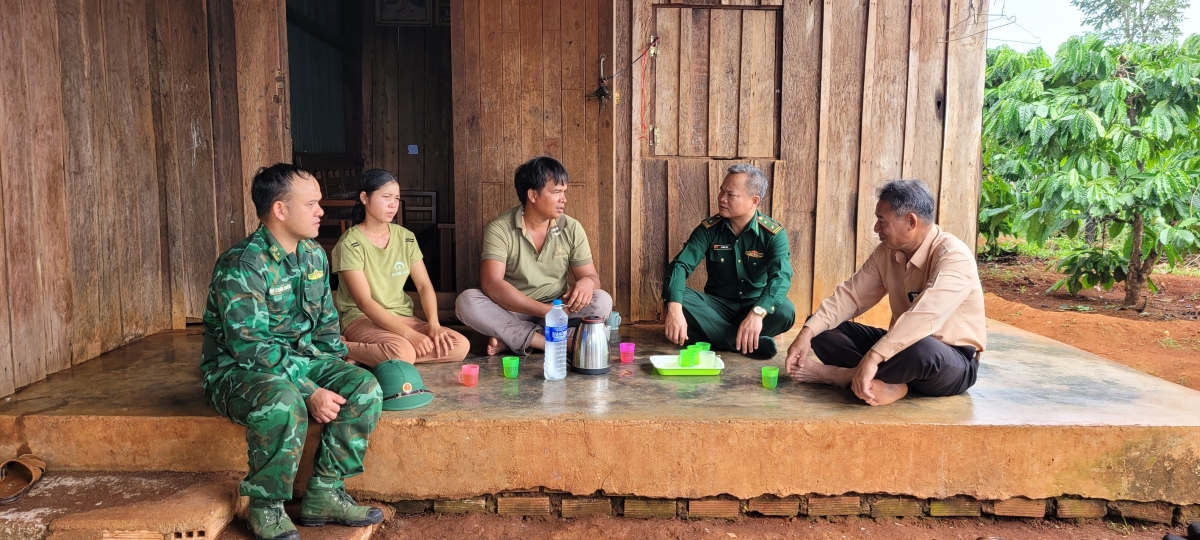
[{"xmin": 0, "ymin": 454, "xmax": 46, "ymax": 505}]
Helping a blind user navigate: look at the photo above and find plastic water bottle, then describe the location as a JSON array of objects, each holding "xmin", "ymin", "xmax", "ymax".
[{"xmin": 543, "ymin": 300, "xmax": 568, "ymax": 380}]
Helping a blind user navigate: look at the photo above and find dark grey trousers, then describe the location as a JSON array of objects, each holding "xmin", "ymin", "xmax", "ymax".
[{"xmin": 810, "ymin": 321, "xmax": 978, "ymax": 396}]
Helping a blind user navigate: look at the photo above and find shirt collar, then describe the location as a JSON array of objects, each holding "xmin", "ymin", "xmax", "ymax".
[
  {"xmin": 902, "ymin": 225, "xmax": 940, "ymax": 269},
  {"xmin": 513, "ymin": 205, "xmax": 562, "ymax": 234},
  {"xmin": 257, "ymin": 225, "xmax": 307, "ymax": 263},
  {"xmin": 724, "ymin": 210, "xmax": 760, "ymax": 236}
]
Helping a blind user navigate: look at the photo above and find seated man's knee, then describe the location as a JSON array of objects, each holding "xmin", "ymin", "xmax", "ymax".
[
  {"xmin": 247, "ymin": 380, "xmax": 307, "ymax": 427},
  {"xmin": 454, "ymin": 289, "xmax": 487, "ymax": 326},
  {"xmin": 591, "ymin": 289, "xmax": 613, "ymax": 314}
]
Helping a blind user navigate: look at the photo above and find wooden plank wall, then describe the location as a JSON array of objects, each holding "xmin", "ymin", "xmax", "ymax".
[
  {"xmin": 451, "ymin": 0, "xmax": 613, "ymax": 292},
  {"xmin": 361, "ymin": 23, "xmax": 456, "ymax": 223},
  {"xmin": 622, "ymin": 0, "xmax": 986, "ymax": 322},
  {"xmin": 0, "ymin": 0, "xmax": 288, "ymax": 397}
]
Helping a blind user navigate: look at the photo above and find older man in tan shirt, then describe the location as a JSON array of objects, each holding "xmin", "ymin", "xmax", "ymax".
[{"xmin": 785, "ymin": 179, "xmax": 985, "ymax": 406}]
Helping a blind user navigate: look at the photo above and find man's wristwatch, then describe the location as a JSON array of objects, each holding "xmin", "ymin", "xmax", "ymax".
[{"xmin": 751, "ymin": 306, "xmax": 767, "ymax": 318}]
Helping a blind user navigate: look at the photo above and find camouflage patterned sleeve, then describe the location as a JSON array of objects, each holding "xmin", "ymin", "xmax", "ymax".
[
  {"xmin": 213, "ymin": 261, "xmax": 320, "ymax": 398},
  {"xmin": 311, "ymin": 254, "xmax": 348, "ymax": 358}
]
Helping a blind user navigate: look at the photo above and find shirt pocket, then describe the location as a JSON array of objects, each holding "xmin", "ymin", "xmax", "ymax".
[
  {"xmin": 707, "ymin": 248, "xmax": 735, "ymax": 281},
  {"xmin": 302, "ymin": 280, "xmax": 325, "ymax": 322},
  {"xmin": 265, "ymin": 288, "xmax": 295, "ymax": 331}
]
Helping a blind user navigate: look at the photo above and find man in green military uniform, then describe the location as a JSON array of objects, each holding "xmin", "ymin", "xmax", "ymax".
[
  {"xmin": 201, "ymin": 164, "xmax": 384, "ymax": 540},
  {"xmin": 663, "ymin": 164, "xmax": 795, "ymax": 357}
]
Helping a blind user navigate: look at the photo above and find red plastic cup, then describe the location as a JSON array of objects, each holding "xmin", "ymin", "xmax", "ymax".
[
  {"xmin": 458, "ymin": 364, "xmax": 480, "ymax": 387},
  {"xmin": 619, "ymin": 342, "xmax": 635, "ymax": 363}
]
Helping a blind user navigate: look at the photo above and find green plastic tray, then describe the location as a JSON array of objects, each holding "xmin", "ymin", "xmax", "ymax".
[{"xmin": 650, "ymin": 355, "xmax": 725, "ymax": 376}]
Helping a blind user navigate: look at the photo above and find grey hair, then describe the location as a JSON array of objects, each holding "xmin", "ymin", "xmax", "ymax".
[
  {"xmin": 877, "ymin": 179, "xmax": 935, "ymax": 224},
  {"xmin": 727, "ymin": 163, "xmax": 768, "ymax": 199}
]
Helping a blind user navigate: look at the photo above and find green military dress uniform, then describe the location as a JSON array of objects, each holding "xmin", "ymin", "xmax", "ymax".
[
  {"xmin": 201, "ymin": 225, "xmax": 382, "ymax": 501},
  {"xmin": 663, "ymin": 211, "xmax": 795, "ymax": 353}
]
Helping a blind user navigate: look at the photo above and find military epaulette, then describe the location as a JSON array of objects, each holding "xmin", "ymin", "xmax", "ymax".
[
  {"xmin": 756, "ymin": 214, "xmax": 783, "ymax": 235},
  {"xmin": 701, "ymin": 215, "xmax": 724, "ymax": 228}
]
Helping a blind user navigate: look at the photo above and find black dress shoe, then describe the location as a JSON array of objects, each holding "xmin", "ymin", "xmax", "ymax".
[
  {"xmin": 1165, "ymin": 534, "xmax": 1187, "ymax": 540},
  {"xmin": 1188, "ymin": 521, "xmax": 1200, "ymax": 540}
]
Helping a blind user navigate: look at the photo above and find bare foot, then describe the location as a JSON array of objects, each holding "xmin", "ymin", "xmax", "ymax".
[
  {"xmin": 791, "ymin": 358, "xmax": 854, "ymax": 387},
  {"xmin": 863, "ymin": 380, "xmax": 908, "ymax": 406},
  {"xmin": 486, "ymin": 337, "xmax": 511, "ymax": 356}
]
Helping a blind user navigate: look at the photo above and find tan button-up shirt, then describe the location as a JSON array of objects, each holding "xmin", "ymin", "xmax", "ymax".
[{"xmin": 803, "ymin": 226, "xmax": 986, "ymax": 361}]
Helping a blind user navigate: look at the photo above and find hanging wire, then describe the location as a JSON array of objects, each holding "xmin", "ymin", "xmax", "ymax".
[{"xmin": 940, "ymin": 0, "xmax": 1042, "ymax": 46}]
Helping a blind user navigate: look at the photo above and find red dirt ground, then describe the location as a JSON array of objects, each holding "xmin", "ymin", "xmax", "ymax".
[
  {"xmin": 980, "ymin": 257, "xmax": 1200, "ymax": 391},
  {"xmin": 377, "ymin": 513, "xmax": 1179, "ymax": 540}
]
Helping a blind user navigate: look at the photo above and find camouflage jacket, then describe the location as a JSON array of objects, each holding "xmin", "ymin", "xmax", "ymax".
[{"xmin": 200, "ymin": 225, "xmax": 347, "ymax": 398}]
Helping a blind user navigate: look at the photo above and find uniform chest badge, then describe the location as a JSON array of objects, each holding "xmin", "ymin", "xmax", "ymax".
[
  {"xmin": 745, "ymin": 250, "xmax": 764, "ymax": 258},
  {"xmin": 307, "ymin": 269, "xmax": 324, "ymax": 281},
  {"xmin": 713, "ymin": 244, "xmax": 732, "ymax": 250}
]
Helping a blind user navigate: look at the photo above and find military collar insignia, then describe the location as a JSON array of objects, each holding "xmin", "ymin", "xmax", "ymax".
[
  {"xmin": 701, "ymin": 215, "xmax": 724, "ymax": 228},
  {"xmin": 268, "ymin": 244, "xmax": 283, "ymax": 262},
  {"xmin": 755, "ymin": 213, "xmax": 783, "ymax": 235}
]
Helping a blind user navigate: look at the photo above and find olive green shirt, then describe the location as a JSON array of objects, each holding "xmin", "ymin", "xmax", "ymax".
[
  {"xmin": 482, "ymin": 205, "xmax": 593, "ymax": 302},
  {"xmin": 663, "ymin": 211, "xmax": 793, "ymax": 313},
  {"xmin": 330, "ymin": 224, "xmax": 423, "ymax": 330}
]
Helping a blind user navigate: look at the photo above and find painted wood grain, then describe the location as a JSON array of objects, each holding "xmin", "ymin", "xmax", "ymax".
[
  {"xmin": 706, "ymin": 8, "xmax": 740, "ymax": 158},
  {"xmin": 938, "ymin": 0, "xmax": 987, "ymax": 249},
  {"xmin": 811, "ymin": 0, "xmax": 868, "ymax": 312},
  {"xmin": 737, "ymin": 9, "xmax": 778, "ymax": 158},
  {"xmin": 775, "ymin": 0, "xmax": 822, "ymax": 318},
  {"xmin": 901, "ymin": 0, "xmax": 948, "ymax": 196},
  {"xmin": 677, "ymin": 8, "xmax": 709, "ymax": 157},
  {"xmin": 652, "ymin": 7, "xmax": 679, "ymax": 155}
]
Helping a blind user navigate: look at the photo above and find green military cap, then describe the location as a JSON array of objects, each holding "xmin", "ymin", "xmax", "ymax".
[{"xmin": 373, "ymin": 360, "xmax": 434, "ymax": 411}]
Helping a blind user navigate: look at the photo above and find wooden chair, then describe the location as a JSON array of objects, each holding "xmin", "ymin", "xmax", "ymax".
[
  {"xmin": 294, "ymin": 152, "xmax": 362, "ymax": 200},
  {"xmin": 399, "ymin": 190, "xmax": 437, "ymax": 233}
]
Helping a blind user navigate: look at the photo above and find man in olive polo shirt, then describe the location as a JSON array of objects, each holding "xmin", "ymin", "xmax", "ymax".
[
  {"xmin": 663, "ymin": 164, "xmax": 795, "ymax": 358},
  {"xmin": 455, "ymin": 156, "xmax": 613, "ymax": 355}
]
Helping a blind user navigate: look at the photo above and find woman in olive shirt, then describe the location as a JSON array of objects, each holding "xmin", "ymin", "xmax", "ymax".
[{"xmin": 332, "ymin": 169, "xmax": 468, "ymax": 365}]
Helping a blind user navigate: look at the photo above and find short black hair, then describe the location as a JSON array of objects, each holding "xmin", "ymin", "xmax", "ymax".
[
  {"xmin": 251, "ymin": 163, "xmax": 310, "ymax": 219},
  {"xmin": 513, "ymin": 156, "xmax": 569, "ymax": 204},
  {"xmin": 877, "ymin": 179, "xmax": 936, "ymax": 224}
]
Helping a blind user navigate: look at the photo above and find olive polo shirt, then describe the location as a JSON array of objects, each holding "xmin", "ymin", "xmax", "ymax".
[
  {"xmin": 662, "ymin": 211, "xmax": 793, "ymax": 313},
  {"xmin": 482, "ymin": 205, "xmax": 593, "ymax": 303}
]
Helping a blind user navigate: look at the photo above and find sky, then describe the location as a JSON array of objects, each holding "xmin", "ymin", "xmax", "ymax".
[{"xmin": 985, "ymin": 0, "xmax": 1200, "ymax": 53}]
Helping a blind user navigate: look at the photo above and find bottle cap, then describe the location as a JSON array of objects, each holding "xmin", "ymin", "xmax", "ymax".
[{"xmin": 553, "ymin": 299, "xmax": 563, "ymax": 306}]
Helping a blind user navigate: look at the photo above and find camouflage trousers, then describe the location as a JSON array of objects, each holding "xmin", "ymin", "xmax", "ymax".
[{"xmin": 204, "ymin": 359, "xmax": 382, "ymax": 500}]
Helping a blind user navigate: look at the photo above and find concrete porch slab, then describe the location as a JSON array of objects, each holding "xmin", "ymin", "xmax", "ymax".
[{"xmin": 1, "ymin": 321, "xmax": 1198, "ymax": 504}]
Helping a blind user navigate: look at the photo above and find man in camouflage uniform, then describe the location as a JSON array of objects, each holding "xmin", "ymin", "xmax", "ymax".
[
  {"xmin": 201, "ymin": 164, "xmax": 383, "ymax": 540},
  {"xmin": 663, "ymin": 164, "xmax": 795, "ymax": 358}
]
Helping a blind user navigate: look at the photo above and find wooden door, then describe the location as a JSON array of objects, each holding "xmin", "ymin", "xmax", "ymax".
[{"xmin": 631, "ymin": 5, "xmax": 785, "ymax": 322}]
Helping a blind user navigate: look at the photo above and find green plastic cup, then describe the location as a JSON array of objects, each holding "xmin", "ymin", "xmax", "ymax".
[
  {"xmin": 502, "ymin": 356, "xmax": 520, "ymax": 378},
  {"xmin": 694, "ymin": 342, "xmax": 711, "ymax": 351},
  {"xmin": 679, "ymin": 348, "xmax": 697, "ymax": 367},
  {"xmin": 762, "ymin": 366, "xmax": 779, "ymax": 389}
]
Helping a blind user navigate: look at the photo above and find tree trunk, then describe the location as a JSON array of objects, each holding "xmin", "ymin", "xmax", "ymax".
[{"xmin": 1123, "ymin": 212, "xmax": 1160, "ymax": 307}]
